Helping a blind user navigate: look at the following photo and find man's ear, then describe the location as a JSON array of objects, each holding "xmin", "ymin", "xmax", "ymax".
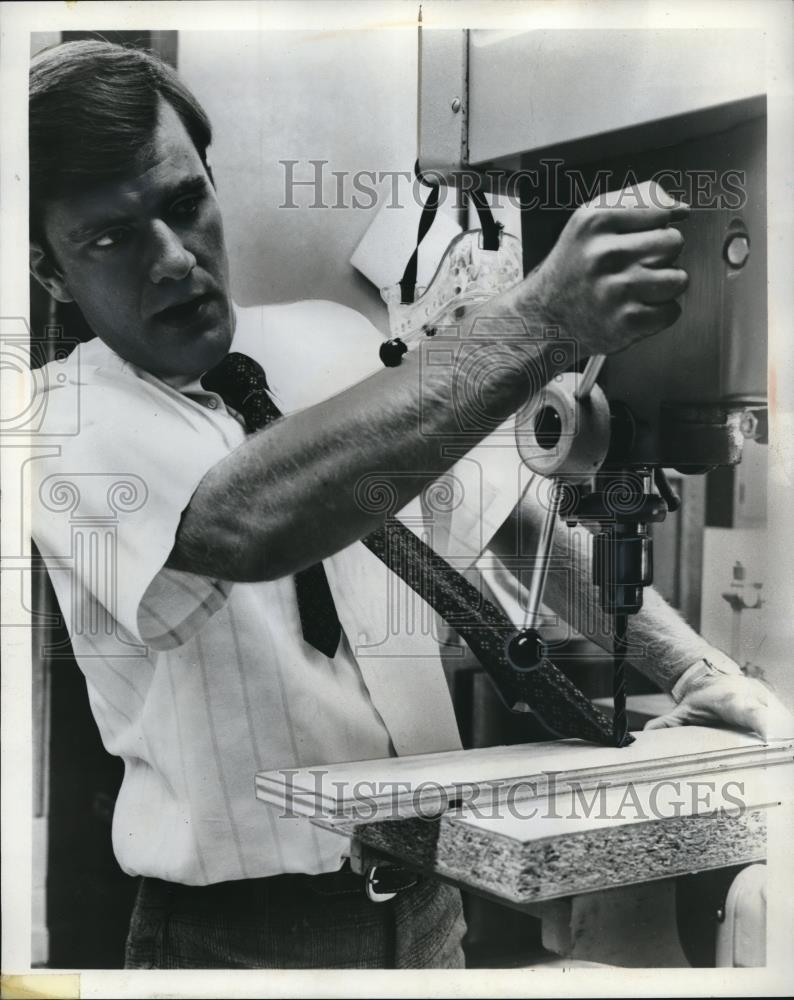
[{"xmin": 30, "ymin": 242, "xmax": 74, "ymax": 304}]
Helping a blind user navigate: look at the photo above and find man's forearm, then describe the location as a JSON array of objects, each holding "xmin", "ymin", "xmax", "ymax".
[{"xmin": 169, "ymin": 292, "xmax": 551, "ymax": 582}]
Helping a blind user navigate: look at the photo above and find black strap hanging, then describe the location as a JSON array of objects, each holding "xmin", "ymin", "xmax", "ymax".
[
  {"xmin": 470, "ymin": 187, "xmax": 502, "ymax": 252},
  {"xmin": 399, "ymin": 162, "xmax": 441, "ymax": 304},
  {"xmin": 398, "ymin": 163, "xmax": 502, "ymax": 305}
]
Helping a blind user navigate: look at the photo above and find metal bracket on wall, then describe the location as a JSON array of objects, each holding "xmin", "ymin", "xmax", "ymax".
[{"xmin": 418, "ymin": 28, "xmax": 469, "ymax": 180}]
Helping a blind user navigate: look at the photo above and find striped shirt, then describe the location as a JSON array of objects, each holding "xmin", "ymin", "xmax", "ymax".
[{"xmin": 30, "ymin": 300, "xmax": 526, "ymax": 885}]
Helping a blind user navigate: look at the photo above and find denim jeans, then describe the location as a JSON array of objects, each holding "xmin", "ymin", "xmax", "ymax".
[{"xmin": 124, "ymin": 869, "xmax": 467, "ymax": 969}]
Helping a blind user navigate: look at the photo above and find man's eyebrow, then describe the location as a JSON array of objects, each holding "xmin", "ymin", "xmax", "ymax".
[{"xmin": 66, "ymin": 175, "xmax": 209, "ymax": 244}]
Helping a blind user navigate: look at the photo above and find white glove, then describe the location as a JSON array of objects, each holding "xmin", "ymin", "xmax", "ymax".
[{"xmin": 645, "ymin": 656, "xmax": 794, "ymax": 740}]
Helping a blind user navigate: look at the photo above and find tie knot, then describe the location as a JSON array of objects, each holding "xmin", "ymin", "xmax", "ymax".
[
  {"xmin": 201, "ymin": 352, "xmax": 279, "ymax": 432},
  {"xmin": 201, "ymin": 351, "xmax": 268, "ymax": 403}
]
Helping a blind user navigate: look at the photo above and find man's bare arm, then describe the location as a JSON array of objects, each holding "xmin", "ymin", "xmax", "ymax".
[{"xmin": 167, "ymin": 182, "xmax": 690, "ymax": 583}]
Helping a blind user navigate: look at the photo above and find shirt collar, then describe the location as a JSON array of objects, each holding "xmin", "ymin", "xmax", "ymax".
[{"xmin": 160, "ymin": 370, "xmax": 206, "ymax": 394}]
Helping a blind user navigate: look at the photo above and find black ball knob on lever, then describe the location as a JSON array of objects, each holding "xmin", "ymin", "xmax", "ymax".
[{"xmin": 505, "ymin": 628, "xmax": 548, "ymax": 672}]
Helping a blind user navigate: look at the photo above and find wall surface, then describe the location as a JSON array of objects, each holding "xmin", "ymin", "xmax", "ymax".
[{"xmin": 178, "ymin": 29, "xmax": 421, "ymax": 333}]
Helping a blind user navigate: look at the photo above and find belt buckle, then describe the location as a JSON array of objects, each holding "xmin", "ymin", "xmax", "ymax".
[{"xmin": 365, "ymin": 865, "xmax": 398, "ymax": 903}]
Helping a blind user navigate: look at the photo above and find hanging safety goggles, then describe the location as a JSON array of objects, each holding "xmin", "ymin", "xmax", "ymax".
[{"xmin": 378, "ymin": 166, "xmax": 523, "ymax": 365}]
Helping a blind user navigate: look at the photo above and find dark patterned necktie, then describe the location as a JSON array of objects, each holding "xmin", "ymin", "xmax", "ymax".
[{"xmin": 201, "ymin": 352, "xmax": 342, "ymax": 658}]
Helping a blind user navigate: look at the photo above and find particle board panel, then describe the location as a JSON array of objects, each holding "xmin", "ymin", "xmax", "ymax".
[{"xmin": 256, "ymin": 727, "xmax": 793, "ymax": 908}]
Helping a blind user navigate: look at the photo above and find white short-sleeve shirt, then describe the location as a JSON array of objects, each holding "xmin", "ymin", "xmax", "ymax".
[{"xmin": 29, "ymin": 300, "xmax": 528, "ymax": 885}]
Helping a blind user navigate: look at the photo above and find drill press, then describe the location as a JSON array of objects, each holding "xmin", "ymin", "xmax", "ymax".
[{"xmin": 387, "ymin": 26, "xmax": 770, "ymax": 747}]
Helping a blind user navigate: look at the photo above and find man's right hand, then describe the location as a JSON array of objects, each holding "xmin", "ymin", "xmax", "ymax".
[{"xmin": 518, "ymin": 180, "xmax": 690, "ymax": 356}]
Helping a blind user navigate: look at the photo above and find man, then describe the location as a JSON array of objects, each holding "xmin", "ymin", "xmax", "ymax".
[{"xmin": 28, "ymin": 40, "xmax": 787, "ymax": 969}]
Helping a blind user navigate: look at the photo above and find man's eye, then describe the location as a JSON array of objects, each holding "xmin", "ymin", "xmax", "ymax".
[
  {"xmin": 92, "ymin": 229, "xmax": 127, "ymax": 249},
  {"xmin": 172, "ymin": 195, "xmax": 201, "ymax": 219}
]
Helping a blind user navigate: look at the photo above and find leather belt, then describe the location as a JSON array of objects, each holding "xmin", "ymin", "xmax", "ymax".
[{"xmin": 142, "ymin": 860, "xmax": 420, "ymax": 908}]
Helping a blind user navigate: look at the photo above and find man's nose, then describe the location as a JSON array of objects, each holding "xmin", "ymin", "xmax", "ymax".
[{"xmin": 147, "ymin": 221, "xmax": 196, "ymax": 284}]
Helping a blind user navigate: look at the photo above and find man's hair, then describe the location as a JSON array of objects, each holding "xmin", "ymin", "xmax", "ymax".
[{"xmin": 29, "ymin": 39, "xmax": 213, "ymax": 242}]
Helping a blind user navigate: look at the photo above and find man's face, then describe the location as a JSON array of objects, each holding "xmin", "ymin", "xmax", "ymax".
[{"xmin": 36, "ymin": 100, "xmax": 234, "ymax": 379}]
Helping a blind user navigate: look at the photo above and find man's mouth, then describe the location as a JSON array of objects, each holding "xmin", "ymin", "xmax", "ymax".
[{"xmin": 153, "ymin": 292, "xmax": 216, "ymax": 326}]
